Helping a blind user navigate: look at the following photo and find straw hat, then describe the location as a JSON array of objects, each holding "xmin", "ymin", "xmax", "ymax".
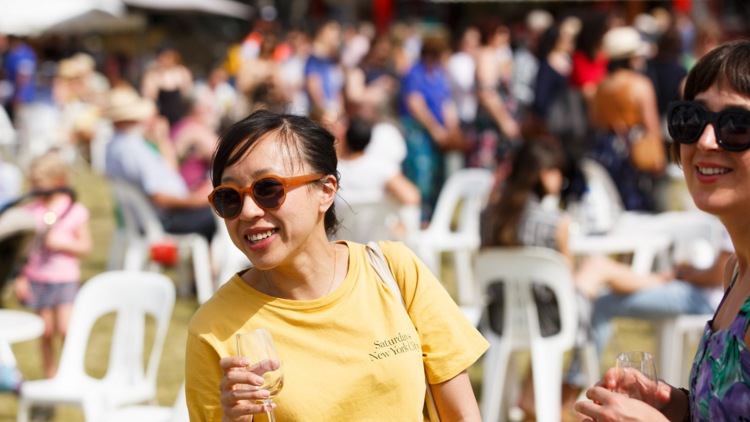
[
  {"xmin": 526, "ymin": 10, "xmax": 554, "ymax": 34},
  {"xmin": 57, "ymin": 53, "xmax": 96, "ymax": 79},
  {"xmin": 602, "ymin": 26, "xmax": 648, "ymax": 60},
  {"xmin": 103, "ymin": 88, "xmax": 156, "ymax": 123}
]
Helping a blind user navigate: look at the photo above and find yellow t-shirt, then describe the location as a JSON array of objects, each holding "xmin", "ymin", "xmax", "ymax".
[{"xmin": 186, "ymin": 241, "xmax": 489, "ymax": 421}]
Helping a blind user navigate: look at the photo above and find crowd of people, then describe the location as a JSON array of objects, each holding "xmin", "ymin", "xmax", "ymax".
[{"xmin": 1, "ymin": 4, "xmax": 747, "ymax": 422}]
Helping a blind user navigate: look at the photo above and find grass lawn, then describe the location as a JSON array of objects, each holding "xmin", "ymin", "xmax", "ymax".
[{"xmin": 0, "ymin": 166, "xmax": 694, "ymax": 422}]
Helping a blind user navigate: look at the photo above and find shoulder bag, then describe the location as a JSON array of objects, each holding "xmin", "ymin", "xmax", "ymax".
[{"xmin": 365, "ymin": 241, "xmax": 442, "ymax": 422}]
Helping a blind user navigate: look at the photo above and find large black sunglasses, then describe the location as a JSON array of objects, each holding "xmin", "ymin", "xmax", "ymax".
[{"xmin": 667, "ymin": 100, "xmax": 750, "ymax": 151}]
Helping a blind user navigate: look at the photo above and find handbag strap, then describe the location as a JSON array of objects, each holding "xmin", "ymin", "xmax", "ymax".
[{"xmin": 365, "ymin": 241, "xmax": 442, "ymax": 422}]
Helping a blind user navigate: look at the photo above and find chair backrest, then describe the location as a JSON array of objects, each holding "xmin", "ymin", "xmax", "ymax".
[
  {"xmin": 577, "ymin": 158, "xmax": 624, "ymax": 232},
  {"xmin": 475, "ymin": 247, "xmax": 577, "ymax": 349},
  {"xmin": 334, "ymin": 197, "xmax": 416, "ymax": 244},
  {"xmin": 56, "ymin": 271, "xmax": 175, "ymax": 392},
  {"xmin": 428, "ymin": 169, "xmax": 494, "ymax": 240},
  {"xmin": 169, "ymin": 382, "xmax": 188, "ymax": 422},
  {"xmin": 110, "ymin": 179, "xmax": 166, "ymax": 243},
  {"xmin": 617, "ymin": 211, "xmax": 724, "ymax": 269}
]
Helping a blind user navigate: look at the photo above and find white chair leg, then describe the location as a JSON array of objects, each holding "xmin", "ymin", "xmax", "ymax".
[
  {"xmin": 657, "ymin": 318, "xmax": 679, "ymax": 385},
  {"xmin": 190, "ymin": 236, "xmax": 213, "ymax": 305},
  {"xmin": 579, "ymin": 341, "xmax": 600, "ymax": 401},
  {"xmin": 453, "ymin": 250, "xmax": 474, "ymax": 306},
  {"xmin": 481, "ymin": 334, "xmax": 512, "ymax": 422},
  {"xmin": 177, "ymin": 242, "xmax": 193, "ymax": 298},
  {"xmin": 123, "ymin": 238, "xmax": 147, "ymax": 272},
  {"xmin": 16, "ymin": 396, "xmax": 30, "ymax": 422},
  {"xmin": 106, "ymin": 228, "xmax": 126, "ymax": 271},
  {"xmin": 531, "ymin": 339, "xmax": 564, "ymax": 422}
]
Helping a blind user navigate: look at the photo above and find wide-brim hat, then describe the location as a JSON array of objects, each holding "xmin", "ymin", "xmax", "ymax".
[
  {"xmin": 57, "ymin": 53, "xmax": 96, "ymax": 79},
  {"xmin": 104, "ymin": 88, "xmax": 156, "ymax": 123},
  {"xmin": 603, "ymin": 26, "xmax": 648, "ymax": 60}
]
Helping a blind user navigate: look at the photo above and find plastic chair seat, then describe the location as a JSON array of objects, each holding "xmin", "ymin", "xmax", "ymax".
[
  {"xmin": 104, "ymin": 382, "xmax": 187, "ymax": 422},
  {"xmin": 21, "ymin": 376, "xmax": 154, "ymax": 408},
  {"xmin": 104, "ymin": 406, "xmax": 173, "ymax": 422}
]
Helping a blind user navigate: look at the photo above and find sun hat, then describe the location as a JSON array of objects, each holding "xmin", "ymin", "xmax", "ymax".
[
  {"xmin": 103, "ymin": 88, "xmax": 156, "ymax": 123},
  {"xmin": 602, "ymin": 26, "xmax": 648, "ymax": 60},
  {"xmin": 57, "ymin": 53, "xmax": 96, "ymax": 79},
  {"xmin": 527, "ymin": 10, "xmax": 554, "ymax": 34}
]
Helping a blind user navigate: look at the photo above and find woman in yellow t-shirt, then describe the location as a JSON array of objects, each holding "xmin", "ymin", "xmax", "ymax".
[{"xmin": 186, "ymin": 109, "xmax": 489, "ymax": 421}]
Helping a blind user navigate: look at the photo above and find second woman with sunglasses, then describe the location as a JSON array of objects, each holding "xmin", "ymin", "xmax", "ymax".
[
  {"xmin": 576, "ymin": 40, "xmax": 750, "ymax": 422},
  {"xmin": 186, "ymin": 109, "xmax": 488, "ymax": 421}
]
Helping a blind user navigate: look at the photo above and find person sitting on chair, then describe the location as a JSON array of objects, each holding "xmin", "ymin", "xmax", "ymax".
[{"xmin": 103, "ymin": 87, "xmax": 215, "ymax": 241}]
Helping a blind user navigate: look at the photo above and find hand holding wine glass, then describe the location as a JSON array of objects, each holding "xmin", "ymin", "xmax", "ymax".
[
  {"xmin": 219, "ymin": 356, "xmax": 275, "ymax": 421},
  {"xmin": 236, "ymin": 328, "xmax": 284, "ymax": 422},
  {"xmin": 575, "ymin": 352, "xmax": 677, "ymax": 422},
  {"xmin": 612, "ymin": 351, "xmax": 662, "ymax": 407}
]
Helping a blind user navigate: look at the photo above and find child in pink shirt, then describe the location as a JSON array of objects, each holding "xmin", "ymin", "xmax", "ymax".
[{"xmin": 14, "ymin": 152, "xmax": 91, "ymax": 379}]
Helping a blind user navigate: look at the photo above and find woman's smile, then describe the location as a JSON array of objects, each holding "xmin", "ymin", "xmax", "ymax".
[
  {"xmin": 244, "ymin": 227, "xmax": 280, "ymax": 250},
  {"xmin": 694, "ymin": 161, "xmax": 733, "ymax": 183}
]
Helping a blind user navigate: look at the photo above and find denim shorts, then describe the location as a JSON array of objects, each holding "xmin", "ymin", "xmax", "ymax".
[{"xmin": 26, "ymin": 281, "xmax": 79, "ymax": 310}]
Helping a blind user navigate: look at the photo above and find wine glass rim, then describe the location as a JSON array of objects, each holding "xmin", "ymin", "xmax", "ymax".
[{"xmin": 616, "ymin": 351, "xmax": 655, "ymax": 362}]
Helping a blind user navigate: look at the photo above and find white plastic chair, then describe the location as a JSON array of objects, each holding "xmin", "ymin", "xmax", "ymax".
[
  {"xmin": 412, "ymin": 169, "xmax": 494, "ymax": 306},
  {"xmin": 477, "ymin": 247, "xmax": 599, "ymax": 422},
  {"xmin": 618, "ymin": 211, "xmax": 723, "ymax": 386},
  {"xmin": 572, "ymin": 158, "xmax": 625, "ymax": 233},
  {"xmin": 110, "ymin": 179, "xmax": 214, "ymax": 304},
  {"xmin": 89, "ymin": 119, "xmax": 114, "ymax": 175},
  {"xmin": 104, "ymin": 382, "xmax": 188, "ymax": 422},
  {"xmin": 210, "ymin": 214, "xmax": 251, "ymax": 287},
  {"xmin": 334, "ymin": 197, "xmax": 420, "ymax": 245},
  {"xmin": 17, "ymin": 271, "xmax": 175, "ymax": 422}
]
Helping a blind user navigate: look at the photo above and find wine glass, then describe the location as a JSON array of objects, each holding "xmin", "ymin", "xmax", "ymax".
[
  {"xmin": 236, "ymin": 328, "xmax": 284, "ymax": 422},
  {"xmin": 614, "ymin": 351, "xmax": 661, "ymax": 409}
]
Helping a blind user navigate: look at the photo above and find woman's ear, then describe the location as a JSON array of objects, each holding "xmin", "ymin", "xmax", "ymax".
[{"xmin": 318, "ymin": 174, "xmax": 338, "ymax": 213}]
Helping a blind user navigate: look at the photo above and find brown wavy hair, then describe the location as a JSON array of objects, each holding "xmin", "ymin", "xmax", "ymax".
[{"xmin": 482, "ymin": 142, "xmax": 563, "ymax": 247}]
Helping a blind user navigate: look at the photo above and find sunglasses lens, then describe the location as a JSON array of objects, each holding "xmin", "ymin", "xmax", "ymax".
[
  {"xmin": 719, "ymin": 112, "xmax": 750, "ymax": 151},
  {"xmin": 670, "ymin": 104, "xmax": 704, "ymax": 143},
  {"xmin": 213, "ymin": 187, "xmax": 242, "ymax": 218},
  {"xmin": 253, "ymin": 178, "xmax": 285, "ymax": 209}
]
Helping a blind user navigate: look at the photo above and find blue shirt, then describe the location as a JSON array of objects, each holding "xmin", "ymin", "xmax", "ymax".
[
  {"xmin": 304, "ymin": 54, "xmax": 343, "ymax": 109},
  {"xmin": 105, "ymin": 132, "xmax": 188, "ymax": 212},
  {"xmin": 3, "ymin": 43, "xmax": 37, "ymax": 104},
  {"xmin": 400, "ymin": 62, "xmax": 452, "ymax": 125}
]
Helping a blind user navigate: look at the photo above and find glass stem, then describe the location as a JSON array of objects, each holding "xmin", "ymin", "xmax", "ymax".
[{"xmin": 263, "ymin": 401, "xmax": 276, "ymax": 422}]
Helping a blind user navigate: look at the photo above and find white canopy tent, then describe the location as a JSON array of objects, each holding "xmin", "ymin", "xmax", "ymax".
[
  {"xmin": 122, "ymin": 0, "xmax": 252, "ymax": 19},
  {"xmin": 0, "ymin": 0, "xmax": 124, "ymax": 36},
  {"xmin": 0, "ymin": 0, "xmax": 251, "ymax": 36}
]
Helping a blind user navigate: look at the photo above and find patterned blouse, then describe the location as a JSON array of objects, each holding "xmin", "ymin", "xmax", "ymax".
[{"xmin": 688, "ymin": 270, "xmax": 750, "ymax": 421}]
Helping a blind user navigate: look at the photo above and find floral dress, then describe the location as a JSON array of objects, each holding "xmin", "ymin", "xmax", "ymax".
[{"xmin": 689, "ymin": 270, "xmax": 750, "ymax": 421}]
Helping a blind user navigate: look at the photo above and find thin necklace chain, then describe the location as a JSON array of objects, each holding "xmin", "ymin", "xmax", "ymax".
[{"xmin": 263, "ymin": 246, "xmax": 337, "ymax": 298}]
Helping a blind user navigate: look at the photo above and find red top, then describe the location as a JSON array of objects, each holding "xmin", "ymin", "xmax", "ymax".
[{"xmin": 570, "ymin": 50, "xmax": 609, "ymax": 89}]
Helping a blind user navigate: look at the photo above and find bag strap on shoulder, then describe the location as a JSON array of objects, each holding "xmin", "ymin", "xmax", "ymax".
[{"xmin": 364, "ymin": 241, "xmax": 442, "ymax": 422}]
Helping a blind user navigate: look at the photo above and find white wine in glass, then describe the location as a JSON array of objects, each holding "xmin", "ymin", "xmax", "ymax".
[
  {"xmin": 614, "ymin": 351, "xmax": 661, "ymax": 409},
  {"xmin": 236, "ymin": 328, "xmax": 284, "ymax": 422}
]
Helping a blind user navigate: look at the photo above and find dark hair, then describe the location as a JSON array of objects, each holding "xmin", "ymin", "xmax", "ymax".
[
  {"xmin": 345, "ymin": 117, "xmax": 372, "ymax": 153},
  {"xmin": 671, "ymin": 40, "xmax": 750, "ymax": 163},
  {"xmin": 607, "ymin": 58, "xmax": 631, "ymax": 73},
  {"xmin": 654, "ymin": 25, "xmax": 683, "ymax": 64},
  {"xmin": 576, "ymin": 13, "xmax": 608, "ymax": 61},
  {"xmin": 482, "ymin": 142, "xmax": 563, "ymax": 247},
  {"xmin": 537, "ymin": 24, "xmax": 561, "ymax": 61},
  {"xmin": 211, "ymin": 109, "xmax": 341, "ymax": 236},
  {"xmin": 421, "ymin": 31, "xmax": 449, "ymax": 62}
]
